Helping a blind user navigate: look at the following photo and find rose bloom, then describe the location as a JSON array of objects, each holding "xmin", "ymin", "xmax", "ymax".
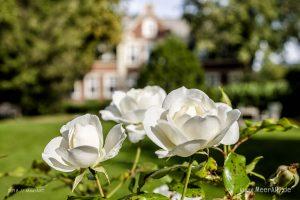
[
  {"xmin": 42, "ymin": 114, "xmax": 126, "ymax": 172},
  {"xmin": 100, "ymin": 86, "xmax": 166, "ymax": 143},
  {"xmin": 143, "ymin": 87, "xmax": 240, "ymax": 158}
]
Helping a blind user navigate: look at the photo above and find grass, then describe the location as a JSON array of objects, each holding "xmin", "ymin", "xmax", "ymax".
[{"xmin": 0, "ymin": 115, "xmax": 299, "ymax": 199}]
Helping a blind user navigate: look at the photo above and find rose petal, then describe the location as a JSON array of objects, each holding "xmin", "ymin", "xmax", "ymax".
[
  {"xmin": 100, "ymin": 105, "xmax": 122, "ymax": 122},
  {"xmin": 57, "ymin": 146, "xmax": 99, "ymax": 168},
  {"xmin": 156, "ymin": 120, "xmax": 188, "ymax": 145},
  {"xmin": 103, "ymin": 124, "xmax": 127, "ymax": 161},
  {"xmin": 182, "ymin": 116, "xmax": 221, "ymax": 141},
  {"xmin": 208, "ymin": 109, "xmax": 241, "ymax": 146},
  {"xmin": 112, "ymin": 91, "xmax": 126, "ymax": 110},
  {"xmin": 169, "ymin": 139, "xmax": 207, "ymax": 157},
  {"xmin": 220, "ymin": 122, "xmax": 239, "ymax": 145},
  {"xmin": 143, "ymin": 106, "xmax": 169, "ymax": 150},
  {"xmin": 126, "ymin": 124, "xmax": 146, "ymax": 143},
  {"xmin": 119, "ymin": 96, "xmax": 138, "ymax": 114},
  {"xmin": 60, "ymin": 114, "xmax": 103, "ymax": 149},
  {"xmin": 69, "ymin": 124, "xmax": 100, "ymax": 149},
  {"xmin": 42, "ymin": 137, "xmax": 75, "ymax": 172}
]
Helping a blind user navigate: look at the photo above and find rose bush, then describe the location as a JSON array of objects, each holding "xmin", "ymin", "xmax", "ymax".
[
  {"xmin": 143, "ymin": 87, "xmax": 240, "ymax": 158},
  {"xmin": 100, "ymin": 86, "xmax": 166, "ymax": 143},
  {"xmin": 5, "ymin": 86, "xmax": 298, "ymax": 200}
]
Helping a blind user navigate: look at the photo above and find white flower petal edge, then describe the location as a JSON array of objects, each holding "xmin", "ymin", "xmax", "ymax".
[
  {"xmin": 143, "ymin": 87, "xmax": 241, "ymax": 158},
  {"xmin": 103, "ymin": 124, "xmax": 127, "ymax": 161},
  {"xmin": 42, "ymin": 137, "xmax": 76, "ymax": 172},
  {"xmin": 42, "ymin": 114, "xmax": 126, "ymax": 172},
  {"xmin": 100, "ymin": 86, "xmax": 166, "ymax": 143}
]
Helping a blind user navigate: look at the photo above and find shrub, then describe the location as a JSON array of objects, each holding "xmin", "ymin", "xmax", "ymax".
[{"xmin": 137, "ymin": 36, "xmax": 204, "ymax": 92}]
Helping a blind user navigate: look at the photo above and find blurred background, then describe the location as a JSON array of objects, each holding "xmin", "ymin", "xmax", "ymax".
[{"xmin": 0, "ymin": 0, "xmax": 299, "ymax": 199}]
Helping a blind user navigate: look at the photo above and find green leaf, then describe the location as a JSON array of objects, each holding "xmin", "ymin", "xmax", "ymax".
[
  {"xmin": 93, "ymin": 166, "xmax": 110, "ymax": 184},
  {"xmin": 195, "ymin": 157, "xmax": 220, "ymax": 182},
  {"xmin": 5, "ymin": 176, "xmax": 52, "ymax": 199},
  {"xmin": 119, "ymin": 193, "xmax": 168, "ymax": 200},
  {"xmin": 223, "ymin": 152, "xmax": 251, "ymax": 196},
  {"xmin": 137, "ymin": 164, "xmax": 185, "ymax": 191},
  {"xmin": 72, "ymin": 171, "xmax": 86, "ymax": 192},
  {"xmin": 169, "ymin": 182, "xmax": 205, "ymax": 198},
  {"xmin": 128, "ymin": 176, "xmax": 136, "ymax": 193},
  {"xmin": 246, "ymin": 156, "xmax": 263, "ymax": 173},
  {"xmin": 219, "ymin": 87, "xmax": 232, "ymax": 107},
  {"xmin": 67, "ymin": 196, "xmax": 101, "ymax": 200}
]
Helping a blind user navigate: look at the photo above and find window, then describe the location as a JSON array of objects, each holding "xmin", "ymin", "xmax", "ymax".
[
  {"xmin": 103, "ymin": 75, "xmax": 117, "ymax": 99},
  {"xmin": 84, "ymin": 76, "xmax": 100, "ymax": 99},
  {"xmin": 127, "ymin": 73, "xmax": 137, "ymax": 88},
  {"xmin": 71, "ymin": 81, "xmax": 82, "ymax": 100},
  {"xmin": 205, "ymin": 72, "xmax": 221, "ymax": 86},
  {"xmin": 142, "ymin": 18, "xmax": 158, "ymax": 39},
  {"xmin": 127, "ymin": 44, "xmax": 139, "ymax": 64}
]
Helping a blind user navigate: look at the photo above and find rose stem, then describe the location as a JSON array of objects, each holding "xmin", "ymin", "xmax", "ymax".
[
  {"xmin": 95, "ymin": 173, "xmax": 105, "ymax": 198},
  {"xmin": 181, "ymin": 158, "xmax": 193, "ymax": 200},
  {"xmin": 106, "ymin": 181, "xmax": 123, "ymax": 199},
  {"xmin": 89, "ymin": 167, "xmax": 105, "ymax": 198},
  {"xmin": 130, "ymin": 145, "xmax": 141, "ymax": 174},
  {"xmin": 107, "ymin": 145, "xmax": 141, "ymax": 198}
]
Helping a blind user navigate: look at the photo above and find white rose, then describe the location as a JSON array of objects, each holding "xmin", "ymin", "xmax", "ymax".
[
  {"xmin": 143, "ymin": 87, "xmax": 240, "ymax": 158},
  {"xmin": 100, "ymin": 86, "xmax": 166, "ymax": 143},
  {"xmin": 42, "ymin": 114, "xmax": 126, "ymax": 172}
]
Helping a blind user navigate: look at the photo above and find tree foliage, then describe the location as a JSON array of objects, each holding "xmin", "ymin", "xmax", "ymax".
[
  {"xmin": 0, "ymin": 0, "xmax": 121, "ymax": 114},
  {"xmin": 137, "ymin": 36, "xmax": 204, "ymax": 92},
  {"xmin": 183, "ymin": 0, "xmax": 300, "ymax": 66}
]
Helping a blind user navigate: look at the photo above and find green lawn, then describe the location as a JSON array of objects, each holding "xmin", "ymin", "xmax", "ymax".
[{"xmin": 0, "ymin": 115, "xmax": 299, "ymax": 200}]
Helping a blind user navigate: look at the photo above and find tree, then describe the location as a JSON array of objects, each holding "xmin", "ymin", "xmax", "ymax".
[
  {"xmin": 183, "ymin": 0, "xmax": 300, "ymax": 67},
  {"xmin": 137, "ymin": 36, "xmax": 204, "ymax": 92},
  {"xmin": 0, "ymin": 0, "xmax": 121, "ymax": 114}
]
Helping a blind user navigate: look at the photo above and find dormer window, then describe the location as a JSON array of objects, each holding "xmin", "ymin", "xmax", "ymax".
[{"xmin": 142, "ymin": 17, "xmax": 158, "ymax": 39}]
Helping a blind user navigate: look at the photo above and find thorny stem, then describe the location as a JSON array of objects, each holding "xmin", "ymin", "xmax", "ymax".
[
  {"xmin": 181, "ymin": 158, "xmax": 193, "ymax": 200},
  {"xmin": 232, "ymin": 136, "xmax": 250, "ymax": 152},
  {"xmin": 107, "ymin": 145, "xmax": 141, "ymax": 198}
]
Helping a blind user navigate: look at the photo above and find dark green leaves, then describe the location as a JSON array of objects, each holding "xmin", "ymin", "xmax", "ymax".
[
  {"xmin": 169, "ymin": 182, "xmax": 205, "ymax": 198},
  {"xmin": 223, "ymin": 152, "xmax": 251, "ymax": 196},
  {"xmin": 5, "ymin": 176, "xmax": 52, "ymax": 199},
  {"xmin": 195, "ymin": 157, "xmax": 221, "ymax": 182},
  {"xmin": 137, "ymin": 164, "xmax": 186, "ymax": 191},
  {"xmin": 242, "ymin": 118, "xmax": 297, "ymax": 138},
  {"xmin": 31, "ymin": 160, "xmax": 51, "ymax": 174}
]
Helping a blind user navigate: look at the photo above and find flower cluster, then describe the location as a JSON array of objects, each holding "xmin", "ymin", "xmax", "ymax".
[{"xmin": 42, "ymin": 86, "xmax": 241, "ymax": 197}]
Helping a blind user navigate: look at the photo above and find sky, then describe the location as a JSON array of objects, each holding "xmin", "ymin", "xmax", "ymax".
[
  {"xmin": 121, "ymin": 0, "xmax": 183, "ymax": 19},
  {"xmin": 122, "ymin": 0, "xmax": 300, "ymax": 65}
]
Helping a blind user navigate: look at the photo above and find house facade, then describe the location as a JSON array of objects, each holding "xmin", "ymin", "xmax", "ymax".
[
  {"xmin": 71, "ymin": 5, "xmax": 244, "ymax": 101},
  {"xmin": 71, "ymin": 5, "xmax": 190, "ymax": 101}
]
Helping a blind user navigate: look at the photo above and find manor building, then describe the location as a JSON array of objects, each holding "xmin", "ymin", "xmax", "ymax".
[{"xmin": 71, "ymin": 5, "xmax": 190, "ymax": 101}]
